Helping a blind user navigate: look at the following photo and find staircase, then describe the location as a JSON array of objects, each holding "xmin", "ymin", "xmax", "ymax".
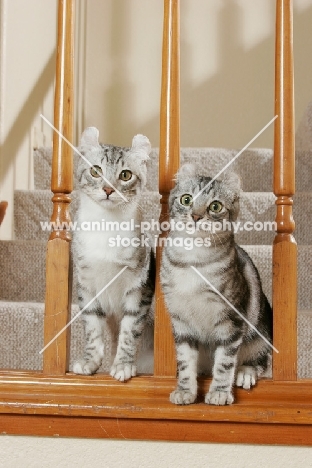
[{"xmin": 0, "ymin": 144, "xmax": 311, "ymax": 377}]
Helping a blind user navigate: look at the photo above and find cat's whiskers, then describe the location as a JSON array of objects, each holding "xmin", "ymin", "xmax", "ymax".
[
  {"xmin": 210, "ymin": 233, "xmax": 217, "ymax": 249},
  {"xmin": 213, "ymin": 230, "xmax": 226, "ymax": 248},
  {"xmin": 134, "ymin": 200, "xmax": 145, "ymax": 214},
  {"xmin": 159, "ymin": 212, "xmax": 170, "ymax": 223}
]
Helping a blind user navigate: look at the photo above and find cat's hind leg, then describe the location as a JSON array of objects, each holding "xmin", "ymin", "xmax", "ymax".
[
  {"xmin": 235, "ymin": 365, "xmax": 257, "ymax": 389},
  {"xmin": 236, "ymin": 350, "xmax": 272, "ymax": 389}
]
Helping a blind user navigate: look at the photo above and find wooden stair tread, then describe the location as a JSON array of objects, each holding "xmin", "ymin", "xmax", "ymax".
[{"xmin": 1, "ymin": 371, "xmax": 312, "ymax": 425}]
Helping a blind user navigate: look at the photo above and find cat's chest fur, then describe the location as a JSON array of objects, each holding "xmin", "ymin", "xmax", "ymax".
[
  {"xmin": 74, "ymin": 193, "xmax": 147, "ymax": 315},
  {"xmin": 162, "ymin": 239, "xmax": 246, "ymax": 340},
  {"xmin": 166, "ymin": 233, "xmax": 239, "ymax": 291},
  {"xmin": 168, "ymin": 264, "xmax": 229, "ymax": 325},
  {"xmin": 75, "ymin": 193, "xmax": 143, "ymax": 265}
]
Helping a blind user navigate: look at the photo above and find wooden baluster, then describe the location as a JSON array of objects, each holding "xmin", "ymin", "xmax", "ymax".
[
  {"xmin": 273, "ymin": 0, "xmax": 297, "ymax": 380},
  {"xmin": 0, "ymin": 201, "xmax": 8, "ymax": 226},
  {"xmin": 43, "ymin": 0, "xmax": 75, "ymax": 375},
  {"xmin": 154, "ymin": 0, "xmax": 180, "ymax": 377}
]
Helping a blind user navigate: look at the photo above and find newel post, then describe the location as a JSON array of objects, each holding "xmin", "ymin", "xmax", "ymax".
[
  {"xmin": 154, "ymin": 0, "xmax": 180, "ymax": 376},
  {"xmin": 273, "ymin": 0, "xmax": 297, "ymax": 380},
  {"xmin": 43, "ymin": 0, "xmax": 75, "ymax": 375}
]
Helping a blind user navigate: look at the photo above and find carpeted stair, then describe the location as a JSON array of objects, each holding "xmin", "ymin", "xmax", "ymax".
[{"xmin": 0, "ymin": 146, "xmax": 311, "ymax": 377}]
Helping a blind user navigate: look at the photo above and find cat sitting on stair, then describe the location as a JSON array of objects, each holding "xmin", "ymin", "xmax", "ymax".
[
  {"xmin": 160, "ymin": 164, "xmax": 273, "ymax": 405},
  {"xmin": 73, "ymin": 127, "xmax": 155, "ymax": 381}
]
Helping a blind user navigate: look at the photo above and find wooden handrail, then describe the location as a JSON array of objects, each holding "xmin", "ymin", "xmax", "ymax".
[
  {"xmin": 273, "ymin": 0, "xmax": 297, "ymax": 380},
  {"xmin": 43, "ymin": 0, "xmax": 75, "ymax": 375},
  {"xmin": 154, "ymin": 0, "xmax": 180, "ymax": 377}
]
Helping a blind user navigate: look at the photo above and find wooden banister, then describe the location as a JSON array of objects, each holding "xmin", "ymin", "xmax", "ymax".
[
  {"xmin": 0, "ymin": 201, "xmax": 8, "ymax": 226},
  {"xmin": 273, "ymin": 0, "xmax": 297, "ymax": 380},
  {"xmin": 43, "ymin": 0, "xmax": 75, "ymax": 375},
  {"xmin": 154, "ymin": 0, "xmax": 180, "ymax": 377}
]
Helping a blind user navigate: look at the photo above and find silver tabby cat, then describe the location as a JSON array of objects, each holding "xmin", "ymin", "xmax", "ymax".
[
  {"xmin": 73, "ymin": 127, "xmax": 154, "ymax": 381},
  {"xmin": 160, "ymin": 163, "xmax": 272, "ymax": 405}
]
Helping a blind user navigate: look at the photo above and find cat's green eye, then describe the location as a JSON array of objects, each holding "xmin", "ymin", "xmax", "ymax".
[
  {"xmin": 209, "ymin": 200, "xmax": 223, "ymax": 213},
  {"xmin": 119, "ymin": 170, "xmax": 132, "ymax": 181},
  {"xmin": 180, "ymin": 194, "xmax": 193, "ymax": 206},
  {"xmin": 90, "ymin": 165, "xmax": 103, "ymax": 178}
]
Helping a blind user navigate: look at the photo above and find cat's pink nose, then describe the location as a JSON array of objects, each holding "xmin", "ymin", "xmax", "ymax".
[
  {"xmin": 192, "ymin": 214, "xmax": 203, "ymax": 222},
  {"xmin": 103, "ymin": 187, "xmax": 115, "ymax": 196}
]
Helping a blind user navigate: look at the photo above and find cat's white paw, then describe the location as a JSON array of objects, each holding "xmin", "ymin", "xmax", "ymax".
[
  {"xmin": 205, "ymin": 390, "xmax": 234, "ymax": 405},
  {"xmin": 236, "ymin": 366, "xmax": 257, "ymax": 389},
  {"xmin": 170, "ymin": 389, "xmax": 196, "ymax": 405},
  {"xmin": 72, "ymin": 359, "xmax": 100, "ymax": 375},
  {"xmin": 110, "ymin": 363, "xmax": 137, "ymax": 382}
]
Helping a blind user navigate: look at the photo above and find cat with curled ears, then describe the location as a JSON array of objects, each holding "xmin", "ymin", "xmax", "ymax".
[
  {"xmin": 73, "ymin": 127, "xmax": 154, "ymax": 381},
  {"xmin": 160, "ymin": 163, "xmax": 272, "ymax": 405}
]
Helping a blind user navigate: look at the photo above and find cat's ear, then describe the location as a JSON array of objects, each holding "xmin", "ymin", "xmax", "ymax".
[
  {"xmin": 127, "ymin": 134, "xmax": 151, "ymax": 189},
  {"xmin": 80, "ymin": 127, "xmax": 100, "ymax": 147},
  {"xmin": 131, "ymin": 134, "xmax": 151, "ymax": 161},
  {"xmin": 223, "ymin": 172, "xmax": 241, "ymax": 221},
  {"xmin": 176, "ymin": 163, "xmax": 197, "ymax": 181},
  {"xmin": 223, "ymin": 172, "xmax": 241, "ymax": 195}
]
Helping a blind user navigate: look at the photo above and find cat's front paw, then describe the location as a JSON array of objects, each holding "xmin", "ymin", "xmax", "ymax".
[
  {"xmin": 73, "ymin": 359, "xmax": 100, "ymax": 375},
  {"xmin": 205, "ymin": 390, "xmax": 234, "ymax": 405},
  {"xmin": 236, "ymin": 365, "xmax": 257, "ymax": 389},
  {"xmin": 110, "ymin": 363, "xmax": 137, "ymax": 382},
  {"xmin": 170, "ymin": 389, "xmax": 197, "ymax": 405}
]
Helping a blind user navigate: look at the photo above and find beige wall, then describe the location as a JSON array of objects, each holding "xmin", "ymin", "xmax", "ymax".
[
  {"xmin": 0, "ymin": 0, "xmax": 56, "ymax": 239},
  {"xmin": 82, "ymin": 0, "xmax": 312, "ymax": 150},
  {"xmin": 1, "ymin": 0, "xmax": 312, "ymax": 239}
]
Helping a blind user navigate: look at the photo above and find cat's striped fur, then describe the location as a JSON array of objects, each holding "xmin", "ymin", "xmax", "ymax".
[
  {"xmin": 160, "ymin": 164, "xmax": 272, "ymax": 405},
  {"xmin": 73, "ymin": 127, "xmax": 154, "ymax": 381}
]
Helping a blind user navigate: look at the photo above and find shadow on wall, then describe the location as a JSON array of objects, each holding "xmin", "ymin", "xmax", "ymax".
[
  {"xmin": 100, "ymin": 1, "xmax": 312, "ymax": 150},
  {"xmin": 102, "ymin": 0, "xmax": 143, "ymax": 147},
  {"xmin": 180, "ymin": 1, "xmax": 312, "ymax": 149},
  {"xmin": 179, "ymin": 0, "xmax": 276, "ymax": 149},
  {"xmin": 2, "ymin": 0, "xmax": 312, "ymax": 179},
  {"xmin": 0, "ymin": 50, "xmax": 56, "ymax": 183}
]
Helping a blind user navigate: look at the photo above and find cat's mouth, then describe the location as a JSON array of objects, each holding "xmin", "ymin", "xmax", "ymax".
[
  {"xmin": 102, "ymin": 196, "xmax": 116, "ymax": 204},
  {"xmin": 100, "ymin": 195, "xmax": 128, "ymax": 207}
]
